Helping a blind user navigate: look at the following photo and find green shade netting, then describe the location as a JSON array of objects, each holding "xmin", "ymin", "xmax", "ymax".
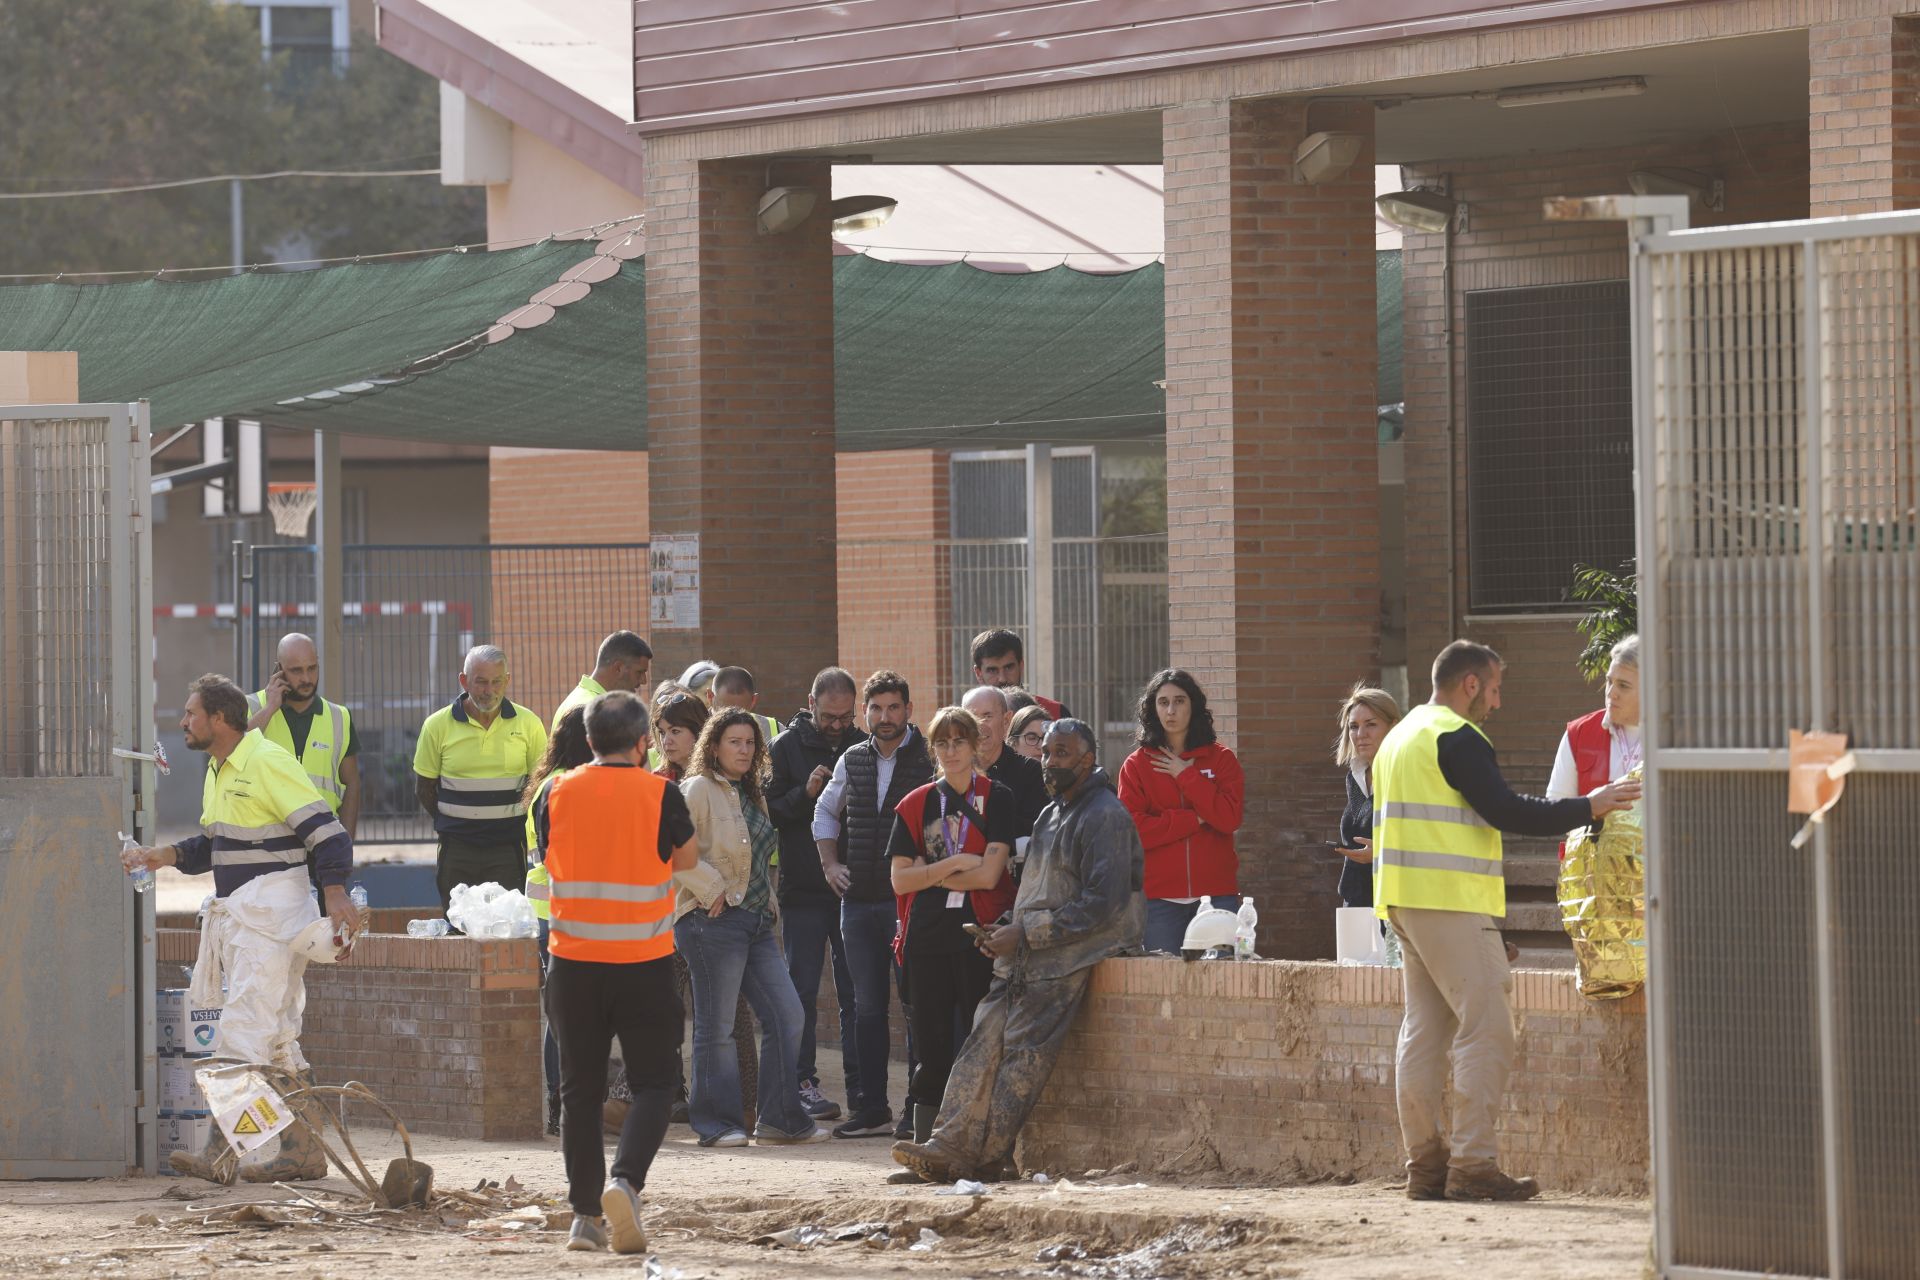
[{"xmin": 0, "ymin": 244, "xmax": 1402, "ymax": 451}]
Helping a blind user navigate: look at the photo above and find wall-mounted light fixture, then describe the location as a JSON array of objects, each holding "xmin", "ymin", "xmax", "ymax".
[
  {"xmin": 829, "ymin": 194, "xmax": 898, "ymax": 234},
  {"xmin": 756, "ymin": 185, "xmax": 818, "ymax": 235},
  {"xmin": 1295, "ymin": 131, "xmax": 1365, "ymax": 184},
  {"xmin": 1376, "ymin": 189, "xmax": 1462, "ymax": 234}
]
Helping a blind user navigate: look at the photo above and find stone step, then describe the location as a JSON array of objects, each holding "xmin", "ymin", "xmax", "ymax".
[{"xmin": 1503, "ymin": 900, "xmax": 1566, "ymax": 934}]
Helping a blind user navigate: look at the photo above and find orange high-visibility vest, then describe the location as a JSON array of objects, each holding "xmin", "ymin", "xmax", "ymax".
[{"xmin": 545, "ymin": 765, "xmax": 676, "ymax": 963}]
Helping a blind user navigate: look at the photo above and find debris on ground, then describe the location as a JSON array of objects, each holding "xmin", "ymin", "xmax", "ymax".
[
  {"xmin": 908, "ymin": 1227, "xmax": 942, "ymax": 1252},
  {"xmin": 1036, "ymin": 1222, "xmax": 1252, "ymax": 1280},
  {"xmin": 934, "ymin": 1179, "xmax": 988, "ymax": 1196},
  {"xmin": 153, "ymin": 1171, "xmax": 569, "ymax": 1243}
]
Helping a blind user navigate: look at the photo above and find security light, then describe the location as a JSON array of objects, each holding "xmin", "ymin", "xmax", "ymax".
[
  {"xmin": 1294, "ymin": 131, "xmax": 1364, "ymax": 184},
  {"xmin": 756, "ymin": 185, "xmax": 818, "ymax": 235},
  {"xmin": 829, "ymin": 194, "xmax": 898, "ymax": 233},
  {"xmin": 1375, "ymin": 189, "xmax": 1460, "ymax": 234}
]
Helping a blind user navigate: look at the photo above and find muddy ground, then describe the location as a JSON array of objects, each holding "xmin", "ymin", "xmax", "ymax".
[{"xmin": 0, "ymin": 1127, "xmax": 1651, "ymax": 1279}]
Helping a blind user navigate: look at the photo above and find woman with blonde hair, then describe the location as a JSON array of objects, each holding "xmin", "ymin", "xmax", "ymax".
[
  {"xmin": 1331, "ymin": 684, "xmax": 1402, "ymax": 909},
  {"xmin": 673, "ymin": 708, "xmax": 825, "ymax": 1148}
]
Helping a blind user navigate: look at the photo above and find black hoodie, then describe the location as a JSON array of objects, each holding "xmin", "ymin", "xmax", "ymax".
[{"xmin": 767, "ymin": 710, "xmax": 869, "ymax": 904}]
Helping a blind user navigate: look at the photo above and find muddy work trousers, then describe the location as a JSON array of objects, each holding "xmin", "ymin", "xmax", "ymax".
[{"xmin": 929, "ymin": 966, "xmax": 1093, "ymax": 1170}]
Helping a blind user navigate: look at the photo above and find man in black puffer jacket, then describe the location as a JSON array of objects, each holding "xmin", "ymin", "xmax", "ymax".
[
  {"xmin": 768, "ymin": 667, "xmax": 869, "ymax": 1124},
  {"xmin": 812, "ymin": 669, "xmax": 933, "ymax": 1138}
]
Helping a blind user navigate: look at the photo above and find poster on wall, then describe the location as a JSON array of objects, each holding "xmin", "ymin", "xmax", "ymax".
[{"xmin": 649, "ymin": 534, "xmax": 700, "ymax": 630}]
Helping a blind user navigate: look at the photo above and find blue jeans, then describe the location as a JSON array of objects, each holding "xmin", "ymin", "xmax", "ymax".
[
  {"xmin": 781, "ymin": 897, "xmax": 860, "ymax": 1099},
  {"xmin": 673, "ymin": 907, "xmax": 811, "ymax": 1140},
  {"xmin": 1144, "ymin": 895, "xmax": 1243, "ymax": 955},
  {"xmin": 840, "ymin": 897, "xmax": 900, "ymax": 1120}
]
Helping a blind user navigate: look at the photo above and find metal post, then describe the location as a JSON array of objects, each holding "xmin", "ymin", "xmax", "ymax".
[
  {"xmin": 1801, "ymin": 236, "xmax": 1847, "ymax": 1280},
  {"xmin": 1025, "ymin": 443, "xmax": 1055, "ymax": 699},
  {"xmin": 231, "ymin": 538, "xmax": 246, "ymax": 680},
  {"xmin": 229, "ymin": 180, "xmax": 244, "ymax": 276},
  {"xmin": 314, "ymin": 431, "xmax": 344, "ymax": 698}
]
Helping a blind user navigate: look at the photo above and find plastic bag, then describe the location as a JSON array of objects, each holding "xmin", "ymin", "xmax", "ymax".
[
  {"xmin": 445, "ymin": 882, "xmax": 539, "ymax": 939},
  {"xmin": 1558, "ymin": 767, "xmax": 1646, "ymax": 1000}
]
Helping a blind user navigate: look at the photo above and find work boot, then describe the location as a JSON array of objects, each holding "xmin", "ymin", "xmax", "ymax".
[
  {"xmin": 1405, "ymin": 1144, "xmax": 1449, "ymax": 1201},
  {"xmin": 891, "ymin": 1137, "xmax": 975, "ymax": 1186},
  {"xmin": 168, "ymin": 1126, "xmax": 238, "ymax": 1185},
  {"xmin": 1445, "ymin": 1164, "xmax": 1541, "ymax": 1202},
  {"xmin": 885, "ymin": 1104, "xmax": 940, "ymax": 1183},
  {"xmin": 240, "ymin": 1082, "xmax": 330, "ymax": 1183}
]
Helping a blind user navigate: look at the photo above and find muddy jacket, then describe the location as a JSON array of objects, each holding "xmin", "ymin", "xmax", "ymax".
[{"xmin": 1006, "ymin": 768, "xmax": 1145, "ymax": 982}]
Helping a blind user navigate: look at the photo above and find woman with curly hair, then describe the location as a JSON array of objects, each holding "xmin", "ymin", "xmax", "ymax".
[
  {"xmin": 673, "ymin": 708, "xmax": 825, "ymax": 1148},
  {"xmin": 1117, "ymin": 668, "xmax": 1246, "ymax": 955}
]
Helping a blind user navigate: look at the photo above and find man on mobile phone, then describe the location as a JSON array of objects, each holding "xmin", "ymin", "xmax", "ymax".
[{"xmin": 248, "ymin": 633, "xmax": 360, "ymax": 839}]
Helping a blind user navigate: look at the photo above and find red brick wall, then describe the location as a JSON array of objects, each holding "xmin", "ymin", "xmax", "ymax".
[
  {"xmin": 159, "ymin": 929, "xmax": 543, "ymax": 1141},
  {"xmin": 1162, "ymin": 98, "xmax": 1380, "ymax": 959},
  {"xmin": 1021, "ymin": 958, "xmax": 1648, "ymax": 1194},
  {"xmin": 1810, "ymin": 15, "xmax": 1920, "ymax": 216},
  {"xmin": 1398, "ymin": 121, "xmax": 1810, "ymax": 799}
]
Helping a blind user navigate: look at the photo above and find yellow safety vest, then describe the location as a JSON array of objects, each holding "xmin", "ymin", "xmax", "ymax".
[
  {"xmin": 1372, "ymin": 703, "xmax": 1505, "ymax": 920},
  {"xmin": 248, "ymin": 692, "xmax": 351, "ymax": 812},
  {"xmin": 523, "ymin": 770, "xmax": 563, "ymax": 921}
]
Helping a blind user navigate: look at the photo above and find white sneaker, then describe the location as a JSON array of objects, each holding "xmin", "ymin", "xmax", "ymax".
[
  {"xmin": 799, "ymin": 1080, "xmax": 842, "ymax": 1120},
  {"xmin": 699, "ymin": 1128, "xmax": 750, "ymax": 1148},
  {"xmin": 601, "ymin": 1177, "xmax": 647, "ymax": 1255}
]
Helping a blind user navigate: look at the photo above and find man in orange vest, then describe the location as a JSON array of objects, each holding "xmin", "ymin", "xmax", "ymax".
[{"xmin": 532, "ymin": 690, "xmax": 697, "ymax": 1255}]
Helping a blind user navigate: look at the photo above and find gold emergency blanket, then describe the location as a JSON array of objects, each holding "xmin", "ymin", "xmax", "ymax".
[{"xmin": 1558, "ymin": 778, "xmax": 1646, "ymax": 1001}]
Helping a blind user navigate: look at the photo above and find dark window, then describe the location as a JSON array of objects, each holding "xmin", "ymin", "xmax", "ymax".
[{"xmin": 1466, "ymin": 281, "xmax": 1633, "ymax": 610}]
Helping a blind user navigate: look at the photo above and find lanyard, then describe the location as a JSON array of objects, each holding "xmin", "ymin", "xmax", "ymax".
[{"xmin": 935, "ymin": 775, "xmax": 980, "ymax": 859}]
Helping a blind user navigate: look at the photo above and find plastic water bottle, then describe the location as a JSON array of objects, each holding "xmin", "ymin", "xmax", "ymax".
[
  {"xmin": 1234, "ymin": 898, "xmax": 1259, "ymax": 961},
  {"xmin": 120, "ymin": 832, "xmax": 154, "ymax": 894},
  {"xmin": 406, "ymin": 918, "xmax": 450, "ymax": 939}
]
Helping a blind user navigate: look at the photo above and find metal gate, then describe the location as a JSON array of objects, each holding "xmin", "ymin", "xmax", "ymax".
[
  {"xmin": 242, "ymin": 543, "xmax": 649, "ymax": 841},
  {"xmin": 0, "ymin": 402, "xmax": 156, "ymax": 1177},
  {"xmin": 1630, "ymin": 204, "xmax": 1920, "ymax": 1278}
]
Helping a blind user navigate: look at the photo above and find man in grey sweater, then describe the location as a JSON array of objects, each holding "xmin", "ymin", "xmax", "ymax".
[{"xmin": 892, "ymin": 719, "xmax": 1145, "ymax": 1184}]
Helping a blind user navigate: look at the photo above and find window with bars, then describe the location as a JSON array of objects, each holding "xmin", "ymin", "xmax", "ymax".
[{"xmin": 1465, "ymin": 280, "xmax": 1634, "ymax": 611}]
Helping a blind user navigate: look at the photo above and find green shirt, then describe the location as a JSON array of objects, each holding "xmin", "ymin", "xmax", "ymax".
[{"xmin": 736, "ymin": 781, "xmax": 779, "ymax": 917}]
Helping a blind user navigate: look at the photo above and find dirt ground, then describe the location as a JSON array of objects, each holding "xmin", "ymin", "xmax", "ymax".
[{"xmin": 0, "ymin": 1124, "xmax": 1652, "ymax": 1280}]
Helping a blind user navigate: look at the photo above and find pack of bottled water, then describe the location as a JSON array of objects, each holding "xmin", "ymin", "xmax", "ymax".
[{"xmin": 445, "ymin": 881, "xmax": 538, "ymax": 939}]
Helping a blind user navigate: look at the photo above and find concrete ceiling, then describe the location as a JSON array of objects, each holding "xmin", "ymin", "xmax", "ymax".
[{"xmin": 813, "ymin": 31, "xmax": 1809, "ymax": 166}]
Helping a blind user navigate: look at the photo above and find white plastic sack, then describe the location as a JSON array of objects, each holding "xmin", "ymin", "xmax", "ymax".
[{"xmin": 446, "ymin": 882, "xmax": 539, "ymax": 939}]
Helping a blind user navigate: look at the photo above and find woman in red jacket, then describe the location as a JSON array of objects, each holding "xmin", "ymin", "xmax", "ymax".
[{"xmin": 1118, "ymin": 669, "xmax": 1246, "ymax": 955}]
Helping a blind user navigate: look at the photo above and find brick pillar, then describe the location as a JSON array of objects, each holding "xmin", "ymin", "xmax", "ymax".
[
  {"xmin": 1810, "ymin": 16, "xmax": 1920, "ymax": 215},
  {"xmin": 642, "ymin": 158, "xmax": 837, "ymax": 708},
  {"xmin": 1162, "ymin": 100, "xmax": 1379, "ymax": 959}
]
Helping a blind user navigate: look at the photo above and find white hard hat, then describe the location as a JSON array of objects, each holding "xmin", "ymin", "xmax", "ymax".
[
  {"xmin": 680, "ymin": 660, "xmax": 720, "ymax": 693},
  {"xmin": 1181, "ymin": 906, "xmax": 1239, "ymax": 960},
  {"xmin": 291, "ymin": 917, "xmax": 344, "ymax": 964}
]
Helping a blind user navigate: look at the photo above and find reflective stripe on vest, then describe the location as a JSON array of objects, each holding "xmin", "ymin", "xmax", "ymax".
[
  {"xmin": 249, "ymin": 693, "xmax": 350, "ymax": 811},
  {"xmin": 545, "ymin": 765, "xmax": 674, "ymax": 963},
  {"xmin": 525, "ymin": 862, "xmax": 551, "ymax": 920},
  {"xmin": 1371, "ymin": 703, "xmax": 1505, "ymax": 920},
  {"xmin": 437, "ymin": 774, "xmax": 530, "ymax": 821}
]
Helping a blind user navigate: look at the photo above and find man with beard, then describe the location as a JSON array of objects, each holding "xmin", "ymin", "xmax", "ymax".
[
  {"xmin": 1372, "ymin": 640, "xmax": 1641, "ymax": 1203},
  {"xmin": 248, "ymin": 633, "xmax": 360, "ymax": 838},
  {"xmin": 891, "ymin": 719, "xmax": 1144, "ymax": 1185},
  {"xmin": 768, "ymin": 666, "xmax": 868, "ymax": 1123},
  {"xmin": 813, "ymin": 670, "xmax": 933, "ymax": 1139},
  {"xmin": 122, "ymin": 674, "xmax": 356, "ymax": 1184},
  {"xmin": 414, "ymin": 644, "xmax": 548, "ymax": 914}
]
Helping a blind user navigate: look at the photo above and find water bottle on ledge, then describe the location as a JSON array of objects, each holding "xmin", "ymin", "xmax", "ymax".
[
  {"xmin": 1234, "ymin": 898, "xmax": 1258, "ymax": 960},
  {"xmin": 406, "ymin": 918, "xmax": 450, "ymax": 938}
]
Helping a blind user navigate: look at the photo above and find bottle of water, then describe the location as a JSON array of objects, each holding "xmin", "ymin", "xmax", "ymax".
[
  {"xmin": 120, "ymin": 832, "xmax": 154, "ymax": 894},
  {"xmin": 406, "ymin": 918, "xmax": 450, "ymax": 939},
  {"xmin": 1234, "ymin": 897, "xmax": 1259, "ymax": 961}
]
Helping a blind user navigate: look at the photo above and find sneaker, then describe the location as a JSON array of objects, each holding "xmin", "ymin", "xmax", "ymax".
[
  {"xmin": 669, "ymin": 1097, "xmax": 690, "ymax": 1125},
  {"xmin": 1445, "ymin": 1164, "xmax": 1541, "ymax": 1202},
  {"xmin": 698, "ymin": 1128, "xmax": 750, "ymax": 1148},
  {"xmin": 546, "ymin": 1096, "xmax": 561, "ymax": 1138},
  {"xmin": 600, "ymin": 1177, "xmax": 647, "ymax": 1255},
  {"xmin": 893, "ymin": 1111, "xmax": 914, "ymax": 1140},
  {"xmin": 753, "ymin": 1124, "xmax": 832, "ymax": 1146},
  {"xmin": 567, "ymin": 1217, "xmax": 608, "ymax": 1252},
  {"xmin": 799, "ymin": 1080, "xmax": 841, "ymax": 1121},
  {"xmin": 832, "ymin": 1110, "xmax": 895, "ymax": 1139}
]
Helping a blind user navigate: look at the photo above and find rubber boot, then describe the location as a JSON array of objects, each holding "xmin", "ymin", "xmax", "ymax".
[
  {"xmin": 240, "ymin": 1075, "xmax": 330, "ymax": 1183},
  {"xmin": 168, "ymin": 1124, "xmax": 239, "ymax": 1185},
  {"xmin": 886, "ymin": 1103, "xmax": 939, "ymax": 1184}
]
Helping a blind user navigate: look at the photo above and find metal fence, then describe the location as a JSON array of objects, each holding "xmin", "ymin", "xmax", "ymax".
[
  {"xmin": 1632, "ymin": 205, "xmax": 1920, "ymax": 1279},
  {"xmin": 0, "ymin": 402, "xmax": 156, "ymax": 1177},
  {"xmin": 243, "ymin": 544, "xmax": 650, "ymax": 842}
]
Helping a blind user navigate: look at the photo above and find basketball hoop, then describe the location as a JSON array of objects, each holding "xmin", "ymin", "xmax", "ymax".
[{"xmin": 267, "ymin": 482, "xmax": 318, "ymax": 539}]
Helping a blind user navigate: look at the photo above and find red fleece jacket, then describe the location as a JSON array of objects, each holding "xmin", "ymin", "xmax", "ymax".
[{"xmin": 1117, "ymin": 741, "xmax": 1245, "ymax": 899}]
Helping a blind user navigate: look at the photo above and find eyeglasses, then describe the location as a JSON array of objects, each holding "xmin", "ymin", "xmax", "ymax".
[
  {"xmin": 815, "ymin": 711, "xmax": 856, "ymax": 729},
  {"xmin": 1017, "ymin": 732, "xmax": 1046, "ymax": 746},
  {"xmin": 930, "ymin": 738, "xmax": 973, "ymax": 753}
]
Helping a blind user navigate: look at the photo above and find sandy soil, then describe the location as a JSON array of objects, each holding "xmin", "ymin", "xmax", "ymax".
[{"xmin": 0, "ymin": 1127, "xmax": 1651, "ymax": 1279}]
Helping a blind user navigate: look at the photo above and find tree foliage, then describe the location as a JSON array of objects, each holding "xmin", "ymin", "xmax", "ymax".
[
  {"xmin": 1571, "ymin": 560, "xmax": 1638, "ymax": 683},
  {"xmin": 0, "ymin": 0, "xmax": 482, "ymax": 278}
]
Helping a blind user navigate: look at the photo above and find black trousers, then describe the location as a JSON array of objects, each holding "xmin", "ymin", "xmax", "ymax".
[
  {"xmin": 545, "ymin": 953, "xmax": 683, "ymax": 1215},
  {"xmin": 435, "ymin": 834, "xmax": 525, "ymax": 918},
  {"xmin": 904, "ymin": 942, "xmax": 994, "ymax": 1112}
]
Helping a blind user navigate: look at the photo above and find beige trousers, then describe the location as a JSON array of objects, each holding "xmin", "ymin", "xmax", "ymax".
[{"xmin": 1387, "ymin": 906, "xmax": 1515, "ymax": 1171}]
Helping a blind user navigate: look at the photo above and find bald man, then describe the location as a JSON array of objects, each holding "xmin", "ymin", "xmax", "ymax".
[{"xmin": 249, "ymin": 633, "xmax": 360, "ymax": 838}]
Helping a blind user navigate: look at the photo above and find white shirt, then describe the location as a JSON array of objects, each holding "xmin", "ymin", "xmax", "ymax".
[
  {"xmin": 1546, "ymin": 717, "xmax": 1642, "ymax": 807},
  {"xmin": 811, "ymin": 728, "xmax": 918, "ymax": 842}
]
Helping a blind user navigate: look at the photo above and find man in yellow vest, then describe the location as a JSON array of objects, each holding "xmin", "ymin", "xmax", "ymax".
[
  {"xmin": 532, "ymin": 691, "xmax": 697, "ymax": 1254},
  {"xmin": 553, "ymin": 631, "xmax": 653, "ymax": 731},
  {"xmin": 247, "ymin": 633, "xmax": 359, "ymax": 837},
  {"xmin": 1372, "ymin": 640, "xmax": 1640, "ymax": 1203}
]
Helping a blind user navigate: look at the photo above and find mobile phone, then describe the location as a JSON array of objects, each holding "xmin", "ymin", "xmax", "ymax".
[{"xmin": 962, "ymin": 922, "xmax": 993, "ymax": 941}]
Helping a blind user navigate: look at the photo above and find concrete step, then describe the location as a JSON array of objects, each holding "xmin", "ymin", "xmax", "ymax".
[
  {"xmin": 1503, "ymin": 855, "xmax": 1563, "ymax": 890},
  {"xmin": 1503, "ymin": 900, "xmax": 1565, "ymax": 934}
]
